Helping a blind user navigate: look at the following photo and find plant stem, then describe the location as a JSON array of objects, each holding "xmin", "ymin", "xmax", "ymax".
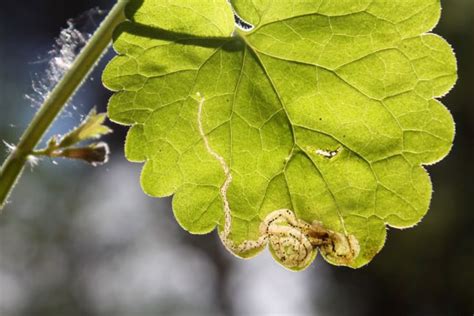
[{"xmin": 0, "ymin": 0, "xmax": 129, "ymax": 210}]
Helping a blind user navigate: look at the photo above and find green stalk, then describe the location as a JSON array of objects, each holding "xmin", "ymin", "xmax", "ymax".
[{"xmin": 0, "ymin": 0, "xmax": 129, "ymax": 210}]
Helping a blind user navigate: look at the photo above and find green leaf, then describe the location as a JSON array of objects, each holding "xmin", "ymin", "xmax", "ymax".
[
  {"xmin": 59, "ymin": 108, "xmax": 113, "ymax": 148},
  {"xmin": 103, "ymin": 0, "xmax": 457, "ymax": 270},
  {"xmin": 33, "ymin": 109, "xmax": 112, "ymax": 166}
]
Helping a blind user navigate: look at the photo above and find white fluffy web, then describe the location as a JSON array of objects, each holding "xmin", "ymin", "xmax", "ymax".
[{"xmin": 25, "ymin": 7, "xmax": 106, "ymax": 119}]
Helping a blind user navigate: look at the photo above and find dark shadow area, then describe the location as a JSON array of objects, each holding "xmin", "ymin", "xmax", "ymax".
[{"xmin": 115, "ymin": 21, "xmax": 244, "ymax": 52}]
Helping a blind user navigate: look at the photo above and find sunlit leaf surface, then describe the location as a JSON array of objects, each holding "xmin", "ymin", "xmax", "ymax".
[{"xmin": 103, "ymin": 0, "xmax": 456, "ymax": 270}]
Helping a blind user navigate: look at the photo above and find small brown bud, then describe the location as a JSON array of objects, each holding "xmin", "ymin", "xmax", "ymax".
[{"xmin": 58, "ymin": 142, "xmax": 110, "ymax": 166}]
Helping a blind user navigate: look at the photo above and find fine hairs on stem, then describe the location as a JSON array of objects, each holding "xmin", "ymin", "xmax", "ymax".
[{"xmin": 0, "ymin": 0, "xmax": 130, "ymax": 210}]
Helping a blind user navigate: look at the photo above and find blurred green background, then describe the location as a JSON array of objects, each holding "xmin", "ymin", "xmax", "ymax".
[{"xmin": 0, "ymin": 1, "xmax": 473, "ymax": 315}]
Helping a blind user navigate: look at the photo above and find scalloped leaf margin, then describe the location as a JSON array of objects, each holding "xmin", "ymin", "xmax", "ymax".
[{"xmin": 103, "ymin": 0, "xmax": 457, "ymax": 269}]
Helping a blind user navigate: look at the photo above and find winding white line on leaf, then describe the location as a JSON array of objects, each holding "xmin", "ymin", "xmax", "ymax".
[{"xmin": 195, "ymin": 94, "xmax": 359, "ymax": 269}]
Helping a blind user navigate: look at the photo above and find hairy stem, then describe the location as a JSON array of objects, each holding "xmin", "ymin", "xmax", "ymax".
[{"xmin": 0, "ymin": 0, "xmax": 129, "ymax": 209}]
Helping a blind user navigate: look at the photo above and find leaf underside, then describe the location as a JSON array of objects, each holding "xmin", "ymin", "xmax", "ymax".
[{"xmin": 103, "ymin": 0, "xmax": 457, "ymax": 269}]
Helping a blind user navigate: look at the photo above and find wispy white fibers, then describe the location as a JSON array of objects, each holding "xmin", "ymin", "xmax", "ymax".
[{"xmin": 25, "ymin": 8, "xmax": 106, "ymax": 118}]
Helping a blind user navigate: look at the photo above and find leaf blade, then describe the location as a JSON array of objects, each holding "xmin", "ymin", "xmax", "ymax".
[{"xmin": 103, "ymin": 0, "xmax": 457, "ymax": 269}]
